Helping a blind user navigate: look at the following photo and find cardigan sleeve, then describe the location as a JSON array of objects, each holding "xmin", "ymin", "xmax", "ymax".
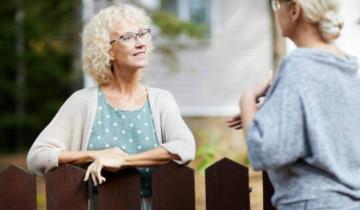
[
  {"xmin": 26, "ymin": 91, "xmax": 86, "ymax": 176},
  {"xmin": 247, "ymin": 76, "xmax": 308, "ymax": 171},
  {"xmin": 158, "ymin": 91, "xmax": 196, "ymax": 165}
]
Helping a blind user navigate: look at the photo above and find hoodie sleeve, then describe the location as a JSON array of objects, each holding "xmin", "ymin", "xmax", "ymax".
[{"xmin": 247, "ymin": 74, "xmax": 308, "ymax": 171}]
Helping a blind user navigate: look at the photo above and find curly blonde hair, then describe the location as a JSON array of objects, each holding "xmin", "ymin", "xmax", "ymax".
[{"xmin": 82, "ymin": 4, "xmax": 152, "ymax": 85}]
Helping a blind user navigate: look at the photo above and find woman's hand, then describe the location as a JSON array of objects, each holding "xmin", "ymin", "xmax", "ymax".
[
  {"xmin": 227, "ymin": 113, "xmax": 243, "ymax": 130},
  {"xmin": 228, "ymin": 71, "xmax": 273, "ymax": 132},
  {"xmin": 227, "ymin": 101, "xmax": 263, "ymax": 130},
  {"xmin": 84, "ymin": 147, "xmax": 129, "ymax": 186}
]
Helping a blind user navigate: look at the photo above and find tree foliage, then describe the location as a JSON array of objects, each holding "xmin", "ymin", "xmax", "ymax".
[{"xmin": 0, "ymin": 0, "xmax": 81, "ymax": 152}]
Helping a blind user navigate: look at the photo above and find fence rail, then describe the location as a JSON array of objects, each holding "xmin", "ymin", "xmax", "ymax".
[{"xmin": 0, "ymin": 158, "xmax": 275, "ymax": 210}]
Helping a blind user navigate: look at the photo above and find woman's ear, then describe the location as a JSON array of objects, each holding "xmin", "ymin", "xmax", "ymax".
[
  {"xmin": 108, "ymin": 48, "xmax": 116, "ymax": 61},
  {"xmin": 289, "ymin": 1, "xmax": 301, "ymax": 23}
]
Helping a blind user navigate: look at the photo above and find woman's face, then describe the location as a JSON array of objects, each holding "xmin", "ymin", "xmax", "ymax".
[{"xmin": 108, "ymin": 20, "xmax": 151, "ymax": 71}]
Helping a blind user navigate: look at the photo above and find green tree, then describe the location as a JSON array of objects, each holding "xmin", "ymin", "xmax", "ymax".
[{"xmin": 0, "ymin": 0, "xmax": 82, "ymax": 152}]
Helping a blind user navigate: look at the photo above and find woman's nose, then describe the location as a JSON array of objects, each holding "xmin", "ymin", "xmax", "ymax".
[{"xmin": 135, "ymin": 38, "xmax": 145, "ymax": 49}]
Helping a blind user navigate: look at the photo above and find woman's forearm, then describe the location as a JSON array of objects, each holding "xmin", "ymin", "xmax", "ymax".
[
  {"xmin": 123, "ymin": 146, "xmax": 180, "ymax": 167},
  {"xmin": 240, "ymin": 91, "xmax": 258, "ymax": 137},
  {"xmin": 58, "ymin": 150, "xmax": 96, "ymax": 165}
]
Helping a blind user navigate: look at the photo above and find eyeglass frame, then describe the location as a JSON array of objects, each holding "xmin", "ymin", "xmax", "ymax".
[
  {"xmin": 109, "ymin": 28, "xmax": 151, "ymax": 45},
  {"xmin": 271, "ymin": 0, "xmax": 293, "ymax": 12}
]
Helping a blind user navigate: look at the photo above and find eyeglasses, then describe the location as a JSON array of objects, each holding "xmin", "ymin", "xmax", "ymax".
[
  {"xmin": 110, "ymin": 28, "xmax": 151, "ymax": 45},
  {"xmin": 271, "ymin": 0, "xmax": 292, "ymax": 12}
]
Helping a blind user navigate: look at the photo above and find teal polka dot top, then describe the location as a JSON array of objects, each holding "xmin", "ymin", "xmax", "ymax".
[{"xmin": 87, "ymin": 88, "xmax": 159, "ymax": 197}]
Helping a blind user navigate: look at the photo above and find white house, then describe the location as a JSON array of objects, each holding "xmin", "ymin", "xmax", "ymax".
[{"xmin": 144, "ymin": 0, "xmax": 273, "ymax": 117}]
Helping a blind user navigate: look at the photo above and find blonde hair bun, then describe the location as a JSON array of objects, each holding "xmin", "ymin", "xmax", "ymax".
[
  {"xmin": 319, "ymin": 11, "xmax": 344, "ymax": 41},
  {"xmin": 300, "ymin": 0, "xmax": 343, "ymax": 42}
]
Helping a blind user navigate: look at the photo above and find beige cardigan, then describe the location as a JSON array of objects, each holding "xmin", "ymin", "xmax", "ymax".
[{"xmin": 27, "ymin": 86, "xmax": 196, "ymax": 176}]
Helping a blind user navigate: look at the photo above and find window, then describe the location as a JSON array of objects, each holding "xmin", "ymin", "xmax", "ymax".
[
  {"xmin": 160, "ymin": 0, "xmax": 211, "ymax": 38},
  {"xmin": 161, "ymin": 0, "xmax": 178, "ymax": 14},
  {"xmin": 190, "ymin": 0, "xmax": 210, "ymax": 29}
]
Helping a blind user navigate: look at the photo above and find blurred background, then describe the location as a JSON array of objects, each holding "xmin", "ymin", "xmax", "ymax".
[{"xmin": 0, "ymin": 0, "xmax": 359, "ymax": 209}]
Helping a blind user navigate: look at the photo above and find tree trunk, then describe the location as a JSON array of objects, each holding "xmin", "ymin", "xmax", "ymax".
[
  {"xmin": 71, "ymin": 1, "xmax": 83, "ymax": 91},
  {"xmin": 15, "ymin": 0, "xmax": 26, "ymax": 150}
]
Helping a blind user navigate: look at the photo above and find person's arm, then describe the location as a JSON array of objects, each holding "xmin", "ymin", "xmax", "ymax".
[
  {"xmin": 58, "ymin": 151, "xmax": 96, "ymax": 165},
  {"xmin": 240, "ymin": 71, "xmax": 273, "ymax": 136},
  {"xmin": 246, "ymin": 79, "xmax": 308, "ymax": 171},
  {"xmin": 59, "ymin": 147, "xmax": 130, "ymax": 165},
  {"xmin": 84, "ymin": 147, "xmax": 180, "ymax": 185},
  {"xmin": 240, "ymin": 91, "xmax": 260, "ymax": 137},
  {"xmin": 123, "ymin": 146, "xmax": 180, "ymax": 167}
]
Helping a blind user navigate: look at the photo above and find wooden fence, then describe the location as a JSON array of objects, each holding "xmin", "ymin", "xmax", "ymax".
[{"xmin": 0, "ymin": 158, "xmax": 275, "ymax": 210}]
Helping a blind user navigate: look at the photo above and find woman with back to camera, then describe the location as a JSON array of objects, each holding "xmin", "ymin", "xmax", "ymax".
[
  {"xmin": 228, "ymin": 0, "xmax": 360, "ymax": 209},
  {"xmin": 27, "ymin": 4, "xmax": 195, "ymax": 210}
]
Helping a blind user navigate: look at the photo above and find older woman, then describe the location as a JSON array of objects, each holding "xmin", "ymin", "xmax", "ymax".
[
  {"xmin": 229, "ymin": 0, "xmax": 360, "ymax": 209},
  {"xmin": 27, "ymin": 4, "xmax": 195, "ymax": 209}
]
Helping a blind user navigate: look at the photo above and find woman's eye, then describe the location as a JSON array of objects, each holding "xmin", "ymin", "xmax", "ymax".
[{"xmin": 122, "ymin": 36, "xmax": 131, "ymax": 41}]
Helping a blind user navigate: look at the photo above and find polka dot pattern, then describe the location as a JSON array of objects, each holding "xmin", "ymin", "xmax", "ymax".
[{"xmin": 87, "ymin": 88, "xmax": 159, "ymax": 198}]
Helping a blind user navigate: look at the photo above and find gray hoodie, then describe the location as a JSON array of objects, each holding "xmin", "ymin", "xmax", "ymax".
[{"xmin": 247, "ymin": 48, "xmax": 360, "ymax": 209}]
